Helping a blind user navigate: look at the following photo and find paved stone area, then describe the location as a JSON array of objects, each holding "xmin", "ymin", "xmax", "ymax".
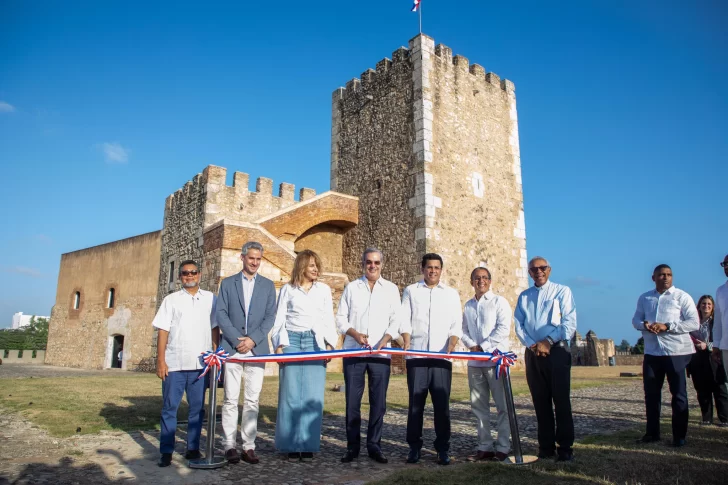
[{"xmin": 0, "ymin": 365, "xmax": 689, "ymax": 484}]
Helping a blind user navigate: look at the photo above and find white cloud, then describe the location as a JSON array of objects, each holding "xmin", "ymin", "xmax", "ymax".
[
  {"xmin": 3, "ymin": 266, "xmax": 43, "ymax": 278},
  {"xmin": 99, "ymin": 142, "xmax": 130, "ymax": 164},
  {"xmin": 0, "ymin": 101, "xmax": 16, "ymax": 113}
]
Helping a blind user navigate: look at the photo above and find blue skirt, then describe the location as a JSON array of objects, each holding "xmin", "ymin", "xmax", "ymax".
[{"xmin": 275, "ymin": 330, "xmax": 327, "ymax": 452}]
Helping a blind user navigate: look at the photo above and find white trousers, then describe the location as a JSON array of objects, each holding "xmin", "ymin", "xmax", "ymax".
[
  {"xmin": 221, "ymin": 355, "xmax": 266, "ymax": 451},
  {"xmin": 468, "ymin": 365, "xmax": 510, "ymax": 453}
]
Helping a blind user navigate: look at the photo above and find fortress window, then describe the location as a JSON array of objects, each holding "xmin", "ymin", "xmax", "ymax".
[
  {"xmin": 169, "ymin": 261, "xmax": 175, "ymax": 284},
  {"xmin": 73, "ymin": 291, "xmax": 81, "ymax": 310},
  {"xmin": 107, "ymin": 288, "xmax": 115, "ymax": 308}
]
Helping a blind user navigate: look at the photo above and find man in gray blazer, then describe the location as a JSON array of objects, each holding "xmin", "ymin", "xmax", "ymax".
[{"xmin": 217, "ymin": 241, "xmax": 277, "ymax": 465}]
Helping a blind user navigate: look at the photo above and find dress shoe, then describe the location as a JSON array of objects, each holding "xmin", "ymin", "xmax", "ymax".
[
  {"xmin": 556, "ymin": 450, "xmax": 574, "ymax": 462},
  {"xmin": 406, "ymin": 448, "xmax": 420, "ymax": 464},
  {"xmin": 287, "ymin": 452, "xmax": 300, "ymax": 462},
  {"xmin": 467, "ymin": 451, "xmax": 495, "ymax": 461},
  {"xmin": 368, "ymin": 450, "xmax": 388, "ymax": 464},
  {"xmin": 184, "ymin": 449, "xmax": 201, "ymax": 460},
  {"xmin": 341, "ymin": 450, "xmax": 358, "ymax": 463},
  {"xmin": 157, "ymin": 453, "xmax": 172, "ymax": 467},
  {"xmin": 300, "ymin": 452, "xmax": 314, "ymax": 462},
  {"xmin": 672, "ymin": 439, "xmax": 686, "ymax": 448},
  {"xmin": 241, "ymin": 449, "xmax": 260, "ymax": 464},
  {"xmin": 495, "ymin": 452, "xmax": 509, "ymax": 462},
  {"xmin": 537, "ymin": 449, "xmax": 555, "ymax": 459},
  {"xmin": 635, "ymin": 434, "xmax": 660, "ymax": 444},
  {"xmin": 437, "ymin": 451, "xmax": 451, "ymax": 465},
  {"xmin": 225, "ymin": 448, "xmax": 240, "ymax": 464}
]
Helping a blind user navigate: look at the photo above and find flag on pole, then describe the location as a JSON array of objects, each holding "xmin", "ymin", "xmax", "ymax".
[{"xmin": 411, "ymin": 0, "xmax": 421, "ymax": 12}]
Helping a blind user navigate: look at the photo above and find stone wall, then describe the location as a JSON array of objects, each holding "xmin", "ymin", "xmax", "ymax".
[
  {"xmin": 615, "ymin": 354, "xmax": 644, "ymax": 366},
  {"xmin": 1, "ymin": 349, "xmax": 46, "ymax": 364},
  {"xmin": 46, "ymin": 231, "xmax": 161, "ymax": 369}
]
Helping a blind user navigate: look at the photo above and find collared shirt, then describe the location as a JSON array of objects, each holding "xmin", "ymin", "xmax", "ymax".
[
  {"xmin": 514, "ymin": 280, "xmax": 577, "ymax": 347},
  {"xmin": 631, "ymin": 286, "xmax": 699, "ymax": 356},
  {"xmin": 240, "ymin": 271, "xmax": 257, "ymax": 332},
  {"xmin": 461, "ymin": 291, "xmax": 513, "ymax": 367},
  {"xmin": 336, "ymin": 276, "xmax": 401, "ymax": 358},
  {"xmin": 713, "ymin": 282, "xmax": 728, "ymax": 350},
  {"xmin": 271, "ymin": 282, "xmax": 339, "ymax": 352},
  {"xmin": 398, "ymin": 280, "xmax": 463, "ymax": 359},
  {"xmin": 152, "ymin": 288, "xmax": 217, "ymax": 372}
]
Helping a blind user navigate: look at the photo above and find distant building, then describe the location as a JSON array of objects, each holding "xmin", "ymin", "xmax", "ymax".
[{"xmin": 11, "ymin": 312, "xmax": 49, "ymax": 330}]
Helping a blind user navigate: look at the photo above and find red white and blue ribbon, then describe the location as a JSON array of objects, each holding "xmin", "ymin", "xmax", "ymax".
[
  {"xmin": 411, "ymin": 0, "xmax": 421, "ymax": 12},
  {"xmin": 224, "ymin": 347, "xmax": 518, "ymax": 377},
  {"xmin": 198, "ymin": 346, "xmax": 229, "ymax": 381}
]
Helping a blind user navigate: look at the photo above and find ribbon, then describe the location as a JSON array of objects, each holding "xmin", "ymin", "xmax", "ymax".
[
  {"xmin": 198, "ymin": 346, "xmax": 229, "ymax": 381},
  {"xmin": 224, "ymin": 347, "xmax": 518, "ymax": 377}
]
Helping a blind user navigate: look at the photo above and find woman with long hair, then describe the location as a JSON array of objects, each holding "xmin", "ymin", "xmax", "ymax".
[
  {"xmin": 687, "ymin": 295, "xmax": 728, "ymax": 425},
  {"xmin": 271, "ymin": 249, "xmax": 339, "ymax": 461}
]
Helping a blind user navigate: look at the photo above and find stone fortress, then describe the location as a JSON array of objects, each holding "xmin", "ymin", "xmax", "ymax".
[{"xmin": 46, "ymin": 34, "xmax": 540, "ymax": 373}]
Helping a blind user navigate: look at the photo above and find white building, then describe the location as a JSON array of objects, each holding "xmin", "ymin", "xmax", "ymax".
[{"xmin": 11, "ymin": 312, "xmax": 49, "ymax": 330}]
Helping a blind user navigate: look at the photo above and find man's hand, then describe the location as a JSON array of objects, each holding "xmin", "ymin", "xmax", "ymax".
[
  {"xmin": 650, "ymin": 323, "xmax": 668, "ymax": 334},
  {"xmin": 446, "ymin": 336, "xmax": 459, "ymax": 354},
  {"xmin": 469, "ymin": 345, "xmax": 483, "ymax": 352},
  {"xmin": 350, "ymin": 329, "xmax": 369, "ymax": 346},
  {"xmin": 401, "ymin": 333, "xmax": 411, "ymax": 351},
  {"xmin": 374, "ymin": 334, "xmax": 392, "ymax": 351},
  {"xmin": 712, "ymin": 348, "xmax": 722, "ymax": 364},
  {"xmin": 156, "ymin": 359, "xmax": 169, "ymax": 380},
  {"xmin": 236, "ymin": 337, "xmax": 255, "ymax": 353},
  {"xmin": 534, "ymin": 339, "xmax": 551, "ymax": 357}
]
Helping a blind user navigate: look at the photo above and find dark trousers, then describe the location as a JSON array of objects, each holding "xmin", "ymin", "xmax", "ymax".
[
  {"xmin": 343, "ymin": 357, "xmax": 391, "ymax": 454},
  {"xmin": 643, "ymin": 354, "xmax": 692, "ymax": 440},
  {"xmin": 406, "ymin": 358, "xmax": 452, "ymax": 453},
  {"xmin": 688, "ymin": 350, "xmax": 728, "ymax": 423},
  {"xmin": 525, "ymin": 345, "xmax": 574, "ymax": 453},
  {"xmin": 160, "ymin": 370, "xmax": 206, "ymax": 454}
]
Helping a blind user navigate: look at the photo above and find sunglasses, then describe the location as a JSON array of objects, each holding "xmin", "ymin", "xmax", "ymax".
[
  {"xmin": 528, "ymin": 265, "xmax": 550, "ymax": 274},
  {"xmin": 180, "ymin": 270, "xmax": 199, "ymax": 276},
  {"xmin": 722, "ymin": 262, "xmax": 728, "ymax": 268}
]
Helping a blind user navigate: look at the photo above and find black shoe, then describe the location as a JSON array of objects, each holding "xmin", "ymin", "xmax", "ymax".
[
  {"xmin": 225, "ymin": 448, "xmax": 240, "ymax": 464},
  {"xmin": 556, "ymin": 450, "xmax": 574, "ymax": 462},
  {"xmin": 437, "ymin": 451, "xmax": 451, "ymax": 465},
  {"xmin": 672, "ymin": 439, "xmax": 686, "ymax": 448},
  {"xmin": 184, "ymin": 449, "xmax": 201, "ymax": 460},
  {"xmin": 157, "ymin": 453, "xmax": 172, "ymax": 467},
  {"xmin": 341, "ymin": 450, "xmax": 358, "ymax": 463},
  {"xmin": 406, "ymin": 448, "xmax": 420, "ymax": 464},
  {"xmin": 300, "ymin": 452, "xmax": 314, "ymax": 462},
  {"xmin": 287, "ymin": 452, "xmax": 300, "ymax": 462},
  {"xmin": 636, "ymin": 434, "xmax": 661, "ymax": 444},
  {"xmin": 368, "ymin": 450, "xmax": 388, "ymax": 464},
  {"xmin": 537, "ymin": 449, "xmax": 555, "ymax": 459}
]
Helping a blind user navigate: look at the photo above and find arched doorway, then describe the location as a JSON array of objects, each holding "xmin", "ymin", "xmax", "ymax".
[{"xmin": 111, "ymin": 335, "xmax": 124, "ymax": 369}]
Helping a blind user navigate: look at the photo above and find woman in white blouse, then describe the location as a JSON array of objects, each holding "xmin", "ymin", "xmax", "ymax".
[{"xmin": 271, "ymin": 249, "xmax": 338, "ymax": 461}]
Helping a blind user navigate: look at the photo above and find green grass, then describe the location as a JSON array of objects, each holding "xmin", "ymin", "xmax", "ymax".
[{"xmin": 0, "ymin": 367, "xmax": 640, "ymax": 437}]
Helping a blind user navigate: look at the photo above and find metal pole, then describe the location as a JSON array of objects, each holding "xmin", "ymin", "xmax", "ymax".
[
  {"xmin": 501, "ymin": 371, "xmax": 538, "ymax": 465},
  {"xmin": 188, "ymin": 364, "xmax": 226, "ymax": 469}
]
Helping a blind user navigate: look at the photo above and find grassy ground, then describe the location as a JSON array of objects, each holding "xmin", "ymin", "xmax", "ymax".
[
  {"xmin": 0, "ymin": 366, "xmax": 640, "ymax": 437},
  {"xmin": 370, "ymin": 421, "xmax": 728, "ymax": 485}
]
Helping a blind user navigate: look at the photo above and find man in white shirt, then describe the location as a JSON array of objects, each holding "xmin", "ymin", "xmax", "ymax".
[
  {"xmin": 153, "ymin": 260, "xmax": 217, "ymax": 467},
  {"xmin": 337, "ymin": 248, "xmax": 400, "ymax": 464},
  {"xmin": 462, "ymin": 267, "xmax": 512, "ymax": 462},
  {"xmin": 632, "ymin": 264, "xmax": 699, "ymax": 447},
  {"xmin": 217, "ymin": 242, "xmax": 277, "ymax": 465},
  {"xmin": 399, "ymin": 253, "xmax": 463, "ymax": 466},
  {"xmin": 711, "ymin": 254, "xmax": 728, "ymax": 376},
  {"xmin": 514, "ymin": 256, "xmax": 577, "ymax": 462}
]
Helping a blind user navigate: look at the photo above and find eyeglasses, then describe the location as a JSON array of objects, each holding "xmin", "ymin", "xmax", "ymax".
[
  {"xmin": 528, "ymin": 266, "xmax": 550, "ymax": 274},
  {"xmin": 180, "ymin": 270, "xmax": 199, "ymax": 276},
  {"xmin": 365, "ymin": 260, "xmax": 382, "ymax": 266},
  {"xmin": 721, "ymin": 262, "xmax": 728, "ymax": 268},
  {"xmin": 472, "ymin": 276, "xmax": 491, "ymax": 281}
]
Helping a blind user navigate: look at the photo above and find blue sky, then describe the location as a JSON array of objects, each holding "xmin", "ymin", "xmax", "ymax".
[{"xmin": 1, "ymin": 0, "xmax": 726, "ymax": 345}]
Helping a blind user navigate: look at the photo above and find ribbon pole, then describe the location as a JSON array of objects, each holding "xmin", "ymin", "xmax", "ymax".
[
  {"xmin": 501, "ymin": 371, "xmax": 538, "ymax": 465},
  {"xmin": 188, "ymin": 362, "xmax": 226, "ymax": 469}
]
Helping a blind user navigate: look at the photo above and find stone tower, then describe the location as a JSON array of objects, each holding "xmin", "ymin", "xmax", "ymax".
[{"xmin": 332, "ymin": 34, "xmax": 528, "ymax": 319}]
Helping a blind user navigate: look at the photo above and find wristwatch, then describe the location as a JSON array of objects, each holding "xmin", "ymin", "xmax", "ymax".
[
  {"xmin": 546, "ymin": 336, "xmax": 555, "ymax": 345},
  {"xmin": 664, "ymin": 322, "xmax": 672, "ymax": 332}
]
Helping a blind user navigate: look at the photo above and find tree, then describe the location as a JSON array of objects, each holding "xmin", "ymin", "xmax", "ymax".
[
  {"xmin": 632, "ymin": 337, "xmax": 645, "ymax": 355},
  {"xmin": 617, "ymin": 339, "xmax": 631, "ymax": 352}
]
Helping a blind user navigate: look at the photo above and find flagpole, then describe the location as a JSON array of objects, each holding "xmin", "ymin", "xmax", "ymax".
[{"xmin": 419, "ymin": 2, "xmax": 422, "ymax": 34}]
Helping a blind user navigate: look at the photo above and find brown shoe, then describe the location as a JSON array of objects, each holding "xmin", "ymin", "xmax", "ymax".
[
  {"xmin": 225, "ymin": 448, "xmax": 240, "ymax": 464},
  {"xmin": 241, "ymin": 449, "xmax": 260, "ymax": 464},
  {"xmin": 495, "ymin": 452, "xmax": 509, "ymax": 461},
  {"xmin": 467, "ymin": 450, "xmax": 495, "ymax": 461}
]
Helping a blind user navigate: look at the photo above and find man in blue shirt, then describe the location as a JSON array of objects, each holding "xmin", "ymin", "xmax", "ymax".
[
  {"xmin": 515, "ymin": 256, "xmax": 577, "ymax": 462},
  {"xmin": 632, "ymin": 264, "xmax": 699, "ymax": 447}
]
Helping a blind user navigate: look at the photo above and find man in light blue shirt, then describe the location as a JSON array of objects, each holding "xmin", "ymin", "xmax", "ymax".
[
  {"xmin": 514, "ymin": 256, "xmax": 577, "ymax": 462},
  {"xmin": 631, "ymin": 264, "xmax": 699, "ymax": 447}
]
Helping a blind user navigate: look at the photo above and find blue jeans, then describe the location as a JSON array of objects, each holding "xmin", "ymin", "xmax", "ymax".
[{"xmin": 160, "ymin": 370, "xmax": 206, "ymax": 454}]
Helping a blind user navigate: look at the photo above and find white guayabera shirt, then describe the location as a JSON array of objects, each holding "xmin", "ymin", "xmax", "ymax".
[
  {"xmin": 631, "ymin": 286, "xmax": 699, "ymax": 356},
  {"xmin": 461, "ymin": 290, "xmax": 513, "ymax": 367}
]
